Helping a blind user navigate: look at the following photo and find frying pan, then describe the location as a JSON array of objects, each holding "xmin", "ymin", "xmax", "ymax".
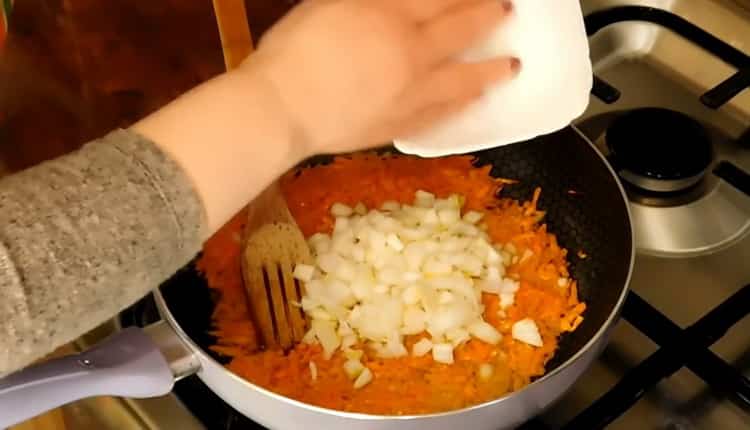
[{"xmin": 0, "ymin": 125, "xmax": 633, "ymax": 429}]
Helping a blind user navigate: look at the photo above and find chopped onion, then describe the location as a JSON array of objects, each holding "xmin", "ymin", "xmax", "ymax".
[
  {"xmin": 438, "ymin": 208, "xmax": 461, "ymax": 226},
  {"xmin": 499, "ymin": 292, "xmax": 515, "ymax": 309},
  {"xmin": 386, "ymin": 233, "xmax": 405, "ymax": 251},
  {"xmin": 331, "ymin": 203, "xmax": 353, "ymax": 217},
  {"xmin": 414, "ymin": 190, "xmax": 436, "ymax": 208},
  {"xmin": 354, "ymin": 202, "xmax": 367, "ymax": 215},
  {"xmin": 299, "ymin": 191, "xmax": 520, "ymax": 362},
  {"xmin": 499, "ymin": 279, "xmax": 520, "ymax": 294},
  {"xmin": 468, "ymin": 320, "xmax": 502, "ymax": 344},
  {"xmin": 293, "ymin": 264, "xmax": 316, "ymax": 282},
  {"xmin": 486, "ymin": 247, "xmax": 502, "ymax": 265},
  {"xmin": 412, "ymin": 338, "xmax": 433, "ymax": 357},
  {"xmin": 463, "ymin": 211, "xmax": 484, "ymax": 224},
  {"xmin": 343, "ymin": 359, "xmax": 365, "ymax": 379},
  {"xmin": 403, "ymin": 306, "xmax": 426, "ymax": 334},
  {"xmin": 381, "ymin": 201, "xmax": 400, "ymax": 212},
  {"xmin": 341, "ymin": 334, "xmax": 357, "ymax": 350},
  {"xmin": 316, "ymin": 253, "xmax": 342, "ymax": 274},
  {"xmin": 309, "ymin": 361, "xmax": 318, "ymax": 381},
  {"xmin": 512, "ymin": 318, "xmax": 543, "ymax": 347},
  {"xmin": 309, "ymin": 233, "xmax": 331, "ymax": 254},
  {"xmin": 353, "ymin": 367, "xmax": 373, "ymax": 389},
  {"xmin": 312, "ymin": 320, "xmax": 340, "ymax": 359},
  {"xmin": 478, "ymin": 363, "xmax": 493, "ymax": 381},
  {"xmin": 337, "ymin": 320, "xmax": 354, "ymax": 336},
  {"xmin": 486, "ymin": 266, "xmax": 501, "ymax": 282},
  {"xmin": 344, "ymin": 348, "xmax": 364, "ymax": 361},
  {"xmin": 334, "ymin": 216, "xmax": 350, "ymax": 236},
  {"xmin": 422, "ymin": 208, "xmax": 439, "ymax": 225},
  {"xmin": 439, "ymin": 291, "xmax": 455, "ymax": 304},
  {"xmin": 446, "ymin": 328, "xmax": 470, "ymax": 347},
  {"xmin": 302, "ymin": 328, "xmax": 317, "ymax": 344},
  {"xmin": 432, "ymin": 343, "xmax": 454, "ymax": 364}
]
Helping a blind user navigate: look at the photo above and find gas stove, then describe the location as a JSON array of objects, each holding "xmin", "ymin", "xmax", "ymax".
[
  {"xmin": 534, "ymin": 1, "xmax": 750, "ymax": 428},
  {"xmin": 60, "ymin": 1, "xmax": 750, "ymax": 429}
]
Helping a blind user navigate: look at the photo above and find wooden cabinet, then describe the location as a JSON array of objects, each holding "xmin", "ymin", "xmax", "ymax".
[{"xmin": 0, "ymin": 0, "xmax": 297, "ymax": 174}]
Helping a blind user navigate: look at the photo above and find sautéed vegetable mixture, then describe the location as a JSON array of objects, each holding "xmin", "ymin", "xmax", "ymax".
[{"xmin": 198, "ymin": 154, "xmax": 586, "ymax": 415}]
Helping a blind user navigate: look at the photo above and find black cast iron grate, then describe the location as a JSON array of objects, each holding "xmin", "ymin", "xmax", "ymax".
[{"xmin": 518, "ymin": 285, "xmax": 750, "ymax": 430}]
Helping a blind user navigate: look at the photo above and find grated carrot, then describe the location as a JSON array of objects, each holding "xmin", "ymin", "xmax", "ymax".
[{"xmin": 197, "ymin": 154, "xmax": 586, "ymax": 415}]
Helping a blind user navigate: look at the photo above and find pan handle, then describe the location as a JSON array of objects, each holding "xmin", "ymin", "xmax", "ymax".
[{"xmin": 0, "ymin": 322, "xmax": 199, "ymax": 428}]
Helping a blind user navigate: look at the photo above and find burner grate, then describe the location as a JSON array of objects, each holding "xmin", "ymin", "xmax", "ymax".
[{"xmin": 519, "ymin": 286, "xmax": 750, "ymax": 430}]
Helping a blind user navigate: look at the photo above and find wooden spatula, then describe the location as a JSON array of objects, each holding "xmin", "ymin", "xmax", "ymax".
[
  {"xmin": 212, "ymin": 0, "xmax": 312, "ymax": 351},
  {"xmin": 242, "ymin": 181, "xmax": 313, "ymax": 350}
]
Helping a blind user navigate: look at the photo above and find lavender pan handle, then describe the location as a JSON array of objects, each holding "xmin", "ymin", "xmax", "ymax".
[{"xmin": 0, "ymin": 325, "xmax": 184, "ymax": 428}]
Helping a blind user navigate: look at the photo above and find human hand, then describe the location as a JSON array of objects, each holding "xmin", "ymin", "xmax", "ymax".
[{"xmin": 241, "ymin": 0, "xmax": 518, "ymax": 158}]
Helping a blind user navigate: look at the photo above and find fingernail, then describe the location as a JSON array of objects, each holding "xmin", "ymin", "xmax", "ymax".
[
  {"xmin": 510, "ymin": 57, "xmax": 521, "ymax": 74},
  {"xmin": 501, "ymin": 1, "xmax": 514, "ymax": 13}
]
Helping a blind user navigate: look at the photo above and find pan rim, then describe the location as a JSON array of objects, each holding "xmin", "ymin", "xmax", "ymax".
[{"xmin": 153, "ymin": 124, "xmax": 635, "ymax": 421}]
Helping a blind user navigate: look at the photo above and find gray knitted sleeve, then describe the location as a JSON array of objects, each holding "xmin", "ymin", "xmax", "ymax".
[{"xmin": 0, "ymin": 129, "xmax": 207, "ymax": 375}]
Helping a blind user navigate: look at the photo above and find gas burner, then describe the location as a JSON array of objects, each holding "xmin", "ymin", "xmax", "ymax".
[
  {"xmin": 604, "ymin": 108, "xmax": 713, "ymax": 193},
  {"xmin": 584, "ymin": 109, "xmax": 750, "ymax": 257}
]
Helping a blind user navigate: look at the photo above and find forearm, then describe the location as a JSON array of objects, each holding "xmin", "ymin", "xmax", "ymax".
[
  {"xmin": 0, "ymin": 130, "xmax": 206, "ymax": 375},
  {"xmin": 132, "ymin": 64, "xmax": 303, "ymax": 233}
]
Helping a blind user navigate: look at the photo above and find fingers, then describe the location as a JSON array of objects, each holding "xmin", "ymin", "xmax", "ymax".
[
  {"xmin": 416, "ymin": 0, "xmax": 513, "ymax": 68},
  {"xmin": 400, "ymin": 56, "xmax": 519, "ymax": 113}
]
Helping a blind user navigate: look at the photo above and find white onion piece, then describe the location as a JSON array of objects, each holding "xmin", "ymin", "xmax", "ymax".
[
  {"xmin": 341, "ymin": 334, "xmax": 357, "ymax": 350},
  {"xmin": 478, "ymin": 363, "xmax": 493, "ymax": 381},
  {"xmin": 313, "ymin": 320, "xmax": 341, "ymax": 359},
  {"xmin": 317, "ymin": 253, "xmax": 342, "ymax": 274},
  {"xmin": 412, "ymin": 338, "xmax": 433, "ymax": 357},
  {"xmin": 344, "ymin": 348, "xmax": 364, "ymax": 360},
  {"xmin": 512, "ymin": 318, "xmax": 543, "ymax": 347},
  {"xmin": 499, "ymin": 279, "xmax": 520, "ymax": 294},
  {"xmin": 331, "ymin": 203, "xmax": 353, "ymax": 217},
  {"xmin": 468, "ymin": 320, "xmax": 502, "ymax": 344},
  {"xmin": 499, "ymin": 292, "xmax": 515, "ymax": 309},
  {"xmin": 432, "ymin": 343, "xmax": 455, "ymax": 364},
  {"xmin": 309, "ymin": 361, "xmax": 318, "ymax": 381},
  {"xmin": 302, "ymin": 328, "xmax": 317, "ymax": 344},
  {"xmin": 293, "ymin": 264, "xmax": 316, "ymax": 283},
  {"xmin": 463, "ymin": 211, "xmax": 484, "ymax": 224},
  {"xmin": 343, "ymin": 359, "xmax": 365, "ymax": 379},
  {"xmin": 337, "ymin": 320, "xmax": 354, "ymax": 336},
  {"xmin": 403, "ymin": 306, "xmax": 427, "ymax": 334},
  {"xmin": 447, "ymin": 328, "xmax": 470, "ymax": 347},
  {"xmin": 353, "ymin": 367, "xmax": 373, "ymax": 389},
  {"xmin": 381, "ymin": 201, "xmax": 400, "ymax": 212},
  {"xmin": 354, "ymin": 202, "xmax": 367, "ymax": 215},
  {"xmin": 415, "ymin": 190, "xmax": 436, "ymax": 208},
  {"xmin": 386, "ymin": 233, "xmax": 404, "ymax": 251},
  {"xmin": 486, "ymin": 266, "xmax": 501, "ymax": 282}
]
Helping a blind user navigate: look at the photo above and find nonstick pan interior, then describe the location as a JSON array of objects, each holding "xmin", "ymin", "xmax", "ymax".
[{"xmin": 160, "ymin": 125, "xmax": 633, "ymax": 383}]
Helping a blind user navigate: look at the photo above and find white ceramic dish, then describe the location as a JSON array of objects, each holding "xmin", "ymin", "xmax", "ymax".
[{"xmin": 394, "ymin": 0, "xmax": 593, "ymax": 157}]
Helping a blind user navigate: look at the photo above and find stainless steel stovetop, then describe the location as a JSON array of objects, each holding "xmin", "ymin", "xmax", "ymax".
[
  {"xmin": 540, "ymin": 1, "xmax": 750, "ymax": 428},
  {"xmin": 53, "ymin": 0, "xmax": 750, "ymax": 429}
]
